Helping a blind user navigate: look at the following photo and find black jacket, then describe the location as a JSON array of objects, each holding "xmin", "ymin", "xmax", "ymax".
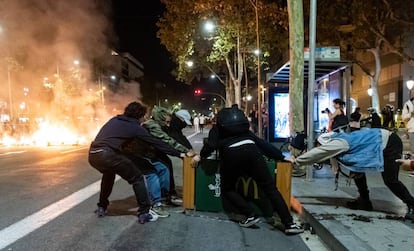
[
  {"xmin": 200, "ymin": 125, "xmax": 285, "ymax": 161},
  {"xmin": 90, "ymin": 114, "xmax": 181, "ymax": 158}
]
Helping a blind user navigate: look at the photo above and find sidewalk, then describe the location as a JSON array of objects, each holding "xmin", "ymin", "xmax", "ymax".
[
  {"xmin": 186, "ymin": 127, "xmax": 414, "ymax": 250},
  {"xmin": 292, "ymin": 165, "xmax": 414, "ymax": 251}
]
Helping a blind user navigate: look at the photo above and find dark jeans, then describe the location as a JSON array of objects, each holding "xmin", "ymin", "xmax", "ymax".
[
  {"xmin": 353, "ymin": 133, "xmax": 414, "ymax": 207},
  {"xmin": 220, "ymin": 143, "xmax": 293, "ymax": 226},
  {"xmin": 88, "ymin": 148, "xmax": 152, "ymax": 214}
]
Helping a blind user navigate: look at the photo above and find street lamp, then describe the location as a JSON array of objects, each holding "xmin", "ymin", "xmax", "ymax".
[
  {"xmin": 367, "ymin": 87, "xmax": 373, "ymax": 96},
  {"xmin": 406, "ymin": 76, "xmax": 414, "ymax": 90},
  {"xmin": 204, "ymin": 21, "xmax": 215, "ymax": 33},
  {"xmin": 186, "ymin": 60, "xmax": 194, "ymax": 67}
]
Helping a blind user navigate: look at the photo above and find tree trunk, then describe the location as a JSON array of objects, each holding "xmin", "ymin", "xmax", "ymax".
[
  {"xmin": 368, "ymin": 47, "xmax": 381, "ymax": 112},
  {"xmin": 287, "ymin": 0, "xmax": 305, "ymax": 134}
]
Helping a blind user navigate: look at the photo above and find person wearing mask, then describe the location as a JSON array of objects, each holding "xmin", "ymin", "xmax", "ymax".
[
  {"xmin": 167, "ymin": 109, "xmax": 194, "ymax": 151},
  {"xmin": 349, "ymin": 107, "xmax": 361, "ymax": 131},
  {"xmin": 200, "ymin": 106, "xmax": 304, "ymax": 235},
  {"xmin": 291, "ymin": 128, "xmax": 414, "ymax": 222},
  {"xmin": 88, "ymin": 101, "xmax": 185, "ymax": 223},
  {"xmin": 143, "ymin": 106, "xmax": 199, "ymax": 205}
]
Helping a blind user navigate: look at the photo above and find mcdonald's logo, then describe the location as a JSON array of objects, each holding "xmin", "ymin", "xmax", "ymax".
[{"xmin": 235, "ymin": 176, "xmax": 259, "ymax": 200}]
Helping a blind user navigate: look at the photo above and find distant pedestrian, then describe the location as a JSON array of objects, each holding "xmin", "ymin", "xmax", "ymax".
[
  {"xmin": 325, "ymin": 98, "xmax": 348, "ymax": 132},
  {"xmin": 349, "ymin": 107, "xmax": 361, "ymax": 131},
  {"xmin": 262, "ymin": 107, "xmax": 268, "ymax": 139},
  {"xmin": 199, "ymin": 114, "xmax": 206, "ymax": 133},
  {"xmin": 200, "ymin": 106, "xmax": 304, "ymax": 235},
  {"xmin": 291, "ymin": 128, "xmax": 414, "ymax": 222},
  {"xmin": 248, "ymin": 104, "xmax": 258, "ymax": 135},
  {"xmin": 402, "ymin": 97, "xmax": 414, "ymax": 154},
  {"xmin": 368, "ymin": 107, "xmax": 382, "ymax": 128},
  {"xmin": 381, "ymin": 104, "xmax": 395, "ymax": 129},
  {"xmin": 193, "ymin": 115, "xmax": 200, "ymax": 133}
]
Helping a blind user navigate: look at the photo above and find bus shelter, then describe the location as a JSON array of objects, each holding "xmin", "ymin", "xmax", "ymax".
[{"xmin": 266, "ymin": 60, "xmax": 352, "ymax": 142}]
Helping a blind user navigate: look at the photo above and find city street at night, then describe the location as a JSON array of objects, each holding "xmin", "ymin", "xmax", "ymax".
[{"xmin": 0, "ymin": 129, "xmax": 326, "ymax": 251}]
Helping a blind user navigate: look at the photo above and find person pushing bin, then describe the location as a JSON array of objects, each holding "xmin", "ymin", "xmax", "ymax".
[{"xmin": 200, "ymin": 106, "xmax": 304, "ymax": 235}]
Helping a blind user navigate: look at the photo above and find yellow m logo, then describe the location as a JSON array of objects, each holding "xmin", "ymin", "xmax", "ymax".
[{"xmin": 235, "ymin": 176, "xmax": 259, "ymax": 200}]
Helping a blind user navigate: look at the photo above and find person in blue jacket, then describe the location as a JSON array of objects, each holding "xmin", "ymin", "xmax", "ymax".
[
  {"xmin": 291, "ymin": 128, "xmax": 414, "ymax": 221},
  {"xmin": 200, "ymin": 106, "xmax": 304, "ymax": 235}
]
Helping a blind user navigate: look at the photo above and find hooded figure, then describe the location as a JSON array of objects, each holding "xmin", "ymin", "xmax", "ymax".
[
  {"xmin": 142, "ymin": 106, "xmax": 195, "ymax": 205},
  {"xmin": 200, "ymin": 106, "xmax": 304, "ymax": 235},
  {"xmin": 167, "ymin": 109, "xmax": 193, "ymax": 149}
]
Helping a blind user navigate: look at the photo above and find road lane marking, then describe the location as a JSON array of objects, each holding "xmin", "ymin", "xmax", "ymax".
[
  {"xmin": 0, "ymin": 176, "xmax": 121, "ymax": 249},
  {"xmin": 0, "ymin": 151, "xmax": 26, "ymax": 156}
]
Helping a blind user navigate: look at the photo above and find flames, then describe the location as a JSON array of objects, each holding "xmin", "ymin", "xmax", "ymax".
[{"xmin": 0, "ymin": 119, "xmax": 100, "ymax": 147}]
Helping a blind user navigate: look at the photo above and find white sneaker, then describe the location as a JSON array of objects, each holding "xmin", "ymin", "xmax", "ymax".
[
  {"xmin": 150, "ymin": 206, "xmax": 170, "ymax": 218},
  {"xmin": 148, "ymin": 210, "xmax": 159, "ymax": 222}
]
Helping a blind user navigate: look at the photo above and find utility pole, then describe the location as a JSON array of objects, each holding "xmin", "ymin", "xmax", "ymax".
[{"xmin": 250, "ymin": 0, "xmax": 262, "ymax": 138}]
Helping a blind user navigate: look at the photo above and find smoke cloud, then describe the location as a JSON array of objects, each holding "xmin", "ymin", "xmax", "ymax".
[{"xmin": 0, "ymin": 0, "xmax": 142, "ymax": 143}]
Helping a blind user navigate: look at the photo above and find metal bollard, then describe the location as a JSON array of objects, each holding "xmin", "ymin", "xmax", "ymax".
[{"xmin": 182, "ymin": 156, "xmax": 195, "ymax": 209}]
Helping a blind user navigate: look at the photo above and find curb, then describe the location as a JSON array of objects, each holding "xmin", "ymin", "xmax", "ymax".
[{"xmin": 300, "ymin": 206, "xmax": 375, "ymax": 251}]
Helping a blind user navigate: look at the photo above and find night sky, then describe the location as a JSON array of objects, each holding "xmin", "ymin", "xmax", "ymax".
[
  {"xmin": 111, "ymin": 1, "xmax": 175, "ymax": 84},
  {"xmin": 111, "ymin": 0, "xmax": 194, "ymax": 107}
]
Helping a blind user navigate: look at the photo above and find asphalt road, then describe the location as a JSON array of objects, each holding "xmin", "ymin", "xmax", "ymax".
[{"xmin": 0, "ymin": 129, "xmax": 327, "ymax": 251}]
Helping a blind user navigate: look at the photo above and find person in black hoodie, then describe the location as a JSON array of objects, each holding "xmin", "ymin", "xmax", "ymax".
[
  {"xmin": 200, "ymin": 106, "xmax": 303, "ymax": 235},
  {"xmin": 88, "ymin": 101, "xmax": 183, "ymax": 223}
]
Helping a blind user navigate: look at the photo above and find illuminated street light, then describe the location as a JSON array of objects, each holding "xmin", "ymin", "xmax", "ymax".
[
  {"xmin": 186, "ymin": 60, "xmax": 194, "ymax": 67},
  {"xmin": 73, "ymin": 60, "xmax": 80, "ymax": 65},
  {"xmin": 406, "ymin": 76, "xmax": 414, "ymax": 90},
  {"xmin": 367, "ymin": 87, "xmax": 373, "ymax": 96},
  {"xmin": 204, "ymin": 21, "xmax": 215, "ymax": 33}
]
